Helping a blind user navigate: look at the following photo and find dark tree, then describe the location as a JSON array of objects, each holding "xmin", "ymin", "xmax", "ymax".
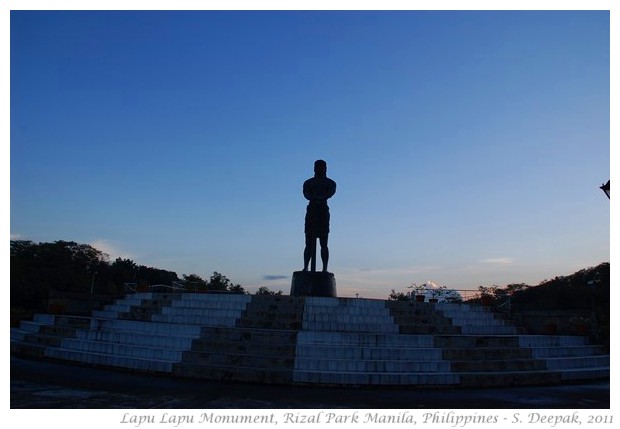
[
  {"xmin": 183, "ymin": 274, "xmax": 208, "ymax": 291},
  {"xmin": 10, "ymin": 240, "xmax": 109, "ymax": 309},
  {"xmin": 255, "ymin": 286, "xmax": 283, "ymax": 296},
  {"xmin": 227, "ymin": 283, "xmax": 248, "ymax": 294},
  {"xmin": 206, "ymin": 271, "xmax": 232, "ymax": 291},
  {"xmin": 388, "ymin": 289, "xmax": 410, "ymax": 301}
]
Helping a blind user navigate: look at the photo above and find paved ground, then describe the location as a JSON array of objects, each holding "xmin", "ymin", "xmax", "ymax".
[{"xmin": 10, "ymin": 356, "xmax": 610, "ymax": 409}]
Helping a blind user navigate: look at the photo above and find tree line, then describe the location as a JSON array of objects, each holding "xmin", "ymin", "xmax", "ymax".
[
  {"xmin": 11, "ymin": 239, "xmax": 608, "ymax": 328},
  {"xmin": 387, "ymin": 262, "xmax": 609, "ymax": 344},
  {"xmin": 10, "ymin": 240, "xmax": 282, "ymax": 313},
  {"xmin": 387, "ymin": 262, "xmax": 609, "ymax": 312},
  {"xmin": 473, "ymin": 262, "xmax": 609, "ymax": 312}
]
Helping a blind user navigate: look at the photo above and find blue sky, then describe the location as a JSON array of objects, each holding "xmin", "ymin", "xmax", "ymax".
[{"xmin": 8, "ymin": 8, "xmax": 611, "ymax": 298}]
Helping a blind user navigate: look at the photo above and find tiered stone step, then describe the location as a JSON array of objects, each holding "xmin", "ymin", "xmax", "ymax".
[
  {"xmin": 519, "ymin": 335, "xmax": 610, "ymax": 382},
  {"xmin": 293, "ymin": 331, "xmax": 458, "ymax": 385},
  {"xmin": 151, "ymin": 293, "xmax": 251, "ymax": 326},
  {"xmin": 12, "ymin": 293, "xmax": 209, "ymax": 372},
  {"xmin": 288, "ymin": 297, "xmax": 608, "ymax": 387},
  {"xmin": 93, "ymin": 293, "xmax": 179, "ymax": 321},
  {"xmin": 10, "ymin": 314, "xmax": 91, "ymax": 358},
  {"xmin": 302, "ymin": 297, "xmax": 399, "ymax": 333},
  {"xmin": 434, "ymin": 302, "xmax": 523, "ymax": 335},
  {"xmin": 236, "ymin": 295, "xmax": 305, "ymax": 329},
  {"xmin": 387, "ymin": 301, "xmax": 461, "ymax": 334},
  {"xmin": 173, "ymin": 295, "xmax": 304, "ymax": 383},
  {"xmin": 440, "ymin": 334, "xmax": 609, "ymax": 386},
  {"xmin": 292, "ymin": 297, "xmax": 451, "ymax": 385},
  {"xmin": 10, "ymin": 293, "xmax": 609, "ymax": 388},
  {"xmin": 173, "ymin": 327, "xmax": 299, "ymax": 384}
]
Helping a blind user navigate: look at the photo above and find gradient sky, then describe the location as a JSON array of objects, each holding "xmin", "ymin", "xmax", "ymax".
[{"xmin": 9, "ymin": 8, "xmax": 611, "ymax": 298}]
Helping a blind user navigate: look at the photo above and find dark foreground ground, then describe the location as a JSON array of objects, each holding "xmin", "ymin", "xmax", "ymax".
[{"xmin": 10, "ymin": 356, "xmax": 610, "ymax": 409}]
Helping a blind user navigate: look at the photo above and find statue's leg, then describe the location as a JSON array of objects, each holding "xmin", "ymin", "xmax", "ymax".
[
  {"xmin": 319, "ymin": 235, "xmax": 329, "ymax": 272},
  {"xmin": 303, "ymin": 234, "xmax": 313, "ymax": 271}
]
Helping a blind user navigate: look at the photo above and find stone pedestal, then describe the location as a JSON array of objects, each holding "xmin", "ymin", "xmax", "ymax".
[{"xmin": 290, "ymin": 271, "xmax": 337, "ymax": 297}]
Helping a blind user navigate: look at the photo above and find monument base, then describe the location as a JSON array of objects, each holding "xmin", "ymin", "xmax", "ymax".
[{"xmin": 290, "ymin": 271, "xmax": 337, "ymax": 297}]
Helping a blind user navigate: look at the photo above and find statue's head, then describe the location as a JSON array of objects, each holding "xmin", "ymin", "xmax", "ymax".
[{"xmin": 314, "ymin": 159, "xmax": 327, "ymax": 177}]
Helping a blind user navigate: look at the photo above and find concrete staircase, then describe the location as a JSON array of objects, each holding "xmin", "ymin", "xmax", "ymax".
[
  {"xmin": 173, "ymin": 295, "xmax": 304, "ymax": 384},
  {"xmin": 10, "ymin": 293, "xmax": 609, "ymax": 388}
]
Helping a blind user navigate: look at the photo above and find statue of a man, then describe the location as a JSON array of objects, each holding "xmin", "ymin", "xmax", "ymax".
[{"xmin": 303, "ymin": 159, "xmax": 336, "ymax": 272}]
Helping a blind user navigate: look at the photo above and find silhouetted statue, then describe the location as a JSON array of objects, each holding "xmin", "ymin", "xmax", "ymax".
[{"xmin": 303, "ymin": 159, "xmax": 336, "ymax": 272}]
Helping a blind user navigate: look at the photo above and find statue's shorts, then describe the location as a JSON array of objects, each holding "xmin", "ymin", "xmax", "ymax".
[{"xmin": 305, "ymin": 203, "xmax": 330, "ymax": 237}]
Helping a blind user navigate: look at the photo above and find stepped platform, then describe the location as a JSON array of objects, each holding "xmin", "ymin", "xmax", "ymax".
[{"xmin": 10, "ymin": 293, "xmax": 609, "ymax": 388}]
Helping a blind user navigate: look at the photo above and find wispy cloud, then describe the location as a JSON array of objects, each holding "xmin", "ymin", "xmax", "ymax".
[
  {"xmin": 262, "ymin": 275, "xmax": 288, "ymax": 281},
  {"xmin": 478, "ymin": 257, "xmax": 514, "ymax": 265},
  {"xmin": 89, "ymin": 239, "xmax": 133, "ymax": 261},
  {"xmin": 10, "ymin": 233, "xmax": 23, "ymax": 240}
]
